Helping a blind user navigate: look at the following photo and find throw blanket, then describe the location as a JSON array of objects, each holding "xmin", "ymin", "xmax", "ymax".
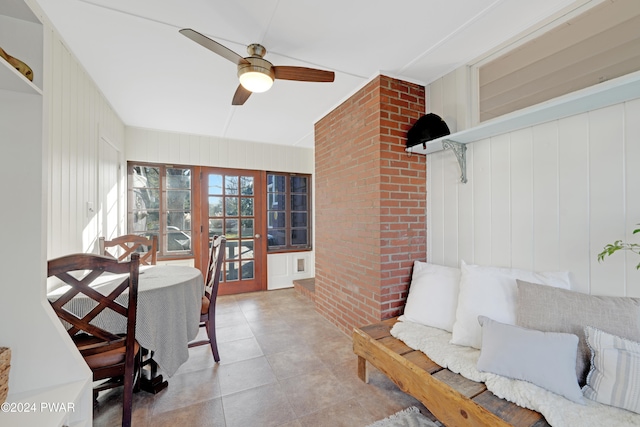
[{"xmin": 391, "ymin": 318, "xmax": 640, "ymax": 427}]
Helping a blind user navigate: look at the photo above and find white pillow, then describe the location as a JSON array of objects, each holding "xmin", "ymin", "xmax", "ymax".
[
  {"xmin": 477, "ymin": 316, "xmax": 584, "ymax": 404},
  {"xmin": 402, "ymin": 261, "xmax": 460, "ymax": 332},
  {"xmin": 450, "ymin": 261, "xmax": 571, "ymax": 349},
  {"xmin": 583, "ymin": 326, "xmax": 640, "ymax": 414}
]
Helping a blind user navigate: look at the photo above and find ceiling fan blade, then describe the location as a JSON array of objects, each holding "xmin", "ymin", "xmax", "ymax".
[
  {"xmin": 179, "ymin": 28, "xmax": 249, "ymax": 65},
  {"xmin": 273, "ymin": 66, "xmax": 335, "ymax": 82},
  {"xmin": 232, "ymin": 85, "xmax": 252, "ymax": 105}
]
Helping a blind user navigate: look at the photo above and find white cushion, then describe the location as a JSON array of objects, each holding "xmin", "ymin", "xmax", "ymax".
[
  {"xmin": 402, "ymin": 261, "xmax": 460, "ymax": 332},
  {"xmin": 583, "ymin": 326, "xmax": 640, "ymax": 414},
  {"xmin": 477, "ymin": 316, "xmax": 584, "ymax": 404},
  {"xmin": 450, "ymin": 261, "xmax": 571, "ymax": 349}
]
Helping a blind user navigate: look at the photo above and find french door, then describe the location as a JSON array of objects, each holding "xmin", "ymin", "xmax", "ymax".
[{"xmin": 199, "ymin": 167, "xmax": 266, "ymax": 295}]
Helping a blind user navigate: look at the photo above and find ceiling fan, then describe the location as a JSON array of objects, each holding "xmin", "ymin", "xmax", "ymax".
[{"xmin": 179, "ymin": 28, "xmax": 335, "ymax": 105}]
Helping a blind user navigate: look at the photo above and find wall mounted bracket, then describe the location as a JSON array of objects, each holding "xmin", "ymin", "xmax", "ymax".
[{"xmin": 442, "ymin": 139, "xmax": 467, "ymax": 183}]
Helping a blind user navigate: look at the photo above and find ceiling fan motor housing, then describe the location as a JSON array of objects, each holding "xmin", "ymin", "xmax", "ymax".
[{"xmin": 237, "ymin": 57, "xmax": 275, "ymax": 92}]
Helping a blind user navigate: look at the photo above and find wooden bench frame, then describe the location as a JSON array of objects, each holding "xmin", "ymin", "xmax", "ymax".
[{"xmin": 353, "ymin": 318, "xmax": 550, "ymax": 427}]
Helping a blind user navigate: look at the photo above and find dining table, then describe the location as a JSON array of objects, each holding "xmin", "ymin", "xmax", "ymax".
[{"xmin": 47, "ymin": 264, "xmax": 204, "ymax": 392}]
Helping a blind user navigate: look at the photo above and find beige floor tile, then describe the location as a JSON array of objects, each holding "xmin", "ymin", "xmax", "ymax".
[
  {"xmin": 92, "ymin": 288, "xmax": 438, "ymax": 427},
  {"xmin": 150, "ymin": 398, "xmax": 225, "ymax": 427},
  {"xmin": 266, "ymin": 348, "xmax": 326, "ymax": 380},
  {"xmin": 221, "ymin": 383, "xmax": 296, "ymax": 427},
  {"xmin": 217, "ymin": 356, "xmax": 278, "ymax": 396},
  {"xmin": 294, "ymin": 399, "xmax": 378, "ymax": 427},
  {"xmin": 279, "ymin": 369, "xmax": 355, "ymax": 418},
  {"xmin": 151, "ymin": 366, "xmax": 222, "ymax": 415},
  {"xmin": 217, "ymin": 336, "xmax": 264, "ymax": 364}
]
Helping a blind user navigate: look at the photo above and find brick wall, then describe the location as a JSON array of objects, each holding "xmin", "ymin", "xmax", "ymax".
[{"xmin": 314, "ymin": 75, "xmax": 426, "ymax": 335}]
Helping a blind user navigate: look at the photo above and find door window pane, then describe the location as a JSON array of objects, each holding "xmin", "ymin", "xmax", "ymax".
[
  {"xmin": 241, "ymin": 261, "xmax": 254, "ymax": 279},
  {"xmin": 241, "ymin": 198, "xmax": 254, "ymax": 216},
  {"xmin": 241, "ymin": 176, "xmax": 254, "ymax": 195},
  {"xmin": 226, "ymin": 240, "xmax": 239, "ymax": 260},
  {"xmin": 209, "ymin": 219, "xmax": 223, "ymax": 237},
  {"xmin": 226, "ymin": 198, "xmax": 238, "ymax": 216},
  {"xmin": 241, "ymin": 219, "xmax": 254, "ymax": 238},
  {"xmin": 225, "ymin": 176, "xmax": 238, "ymax": 195},
  {"xmin": 241, "ymin": 241, "xmax": 254, "ymax": 259},
  {"xmin": 226, "ymin": 262, "xmax": 240, "ymax": 281},
  {"xmin": 209, "ymin": 174, "xmax": 223, "ymax": 195},
  {"xmin": 209, "ymin": 196, "xmax": 223, "ymax": 216},
  {"xmin": 226, "ymin": 219, "xmax": 238, "ymax": 238}
]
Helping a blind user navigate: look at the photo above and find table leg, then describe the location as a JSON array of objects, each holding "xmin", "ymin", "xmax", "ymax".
[{"xmin": 139, "ymin": 349, "xmax": 168, "ymax": 394}]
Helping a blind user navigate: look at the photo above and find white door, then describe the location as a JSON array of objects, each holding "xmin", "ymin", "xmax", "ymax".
[{"xmin": 98, "ymin": 137, "xmax": 122, "ymax": 241}]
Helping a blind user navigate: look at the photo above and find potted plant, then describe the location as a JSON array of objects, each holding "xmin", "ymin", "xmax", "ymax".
[{"xmin": 598, "ymin": 224, "xmax": 640, "ymax": 269}]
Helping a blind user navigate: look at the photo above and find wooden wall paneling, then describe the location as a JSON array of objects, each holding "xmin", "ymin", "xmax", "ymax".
[
  {"xmin": 589, "ymin": 104, "xmax": 625, "ymax": 295},
  {"xmin": 167, "ymin": 132, "xmax": 180, "ymax": 162},
  {"xmin": 218, "ymin": 137, "xmax": 229, "ymax": 166},
  {"xmin": 188, "ymin": 134, "xmax": 200, "ymax": 166},
  {"xmin": 489, "ymin": 134, "xmax": 511, "ymax": 267},
  {"xmin": 428, "ymin": 151, "xmax": 445, "ymax": 265},
  {"xmin": 178, "ymin": 133, "xmax": 190, "ymax": 165},
  {"xmin": 60, "ymin": 44, "xmax": 71, "ymax": 255},
  {"xmin": 442, "ymin": 72, "xmax": 458, "ymax": 132},
  {"xmin": 49, "ymin": 35, "xmax": 62, "ymax": 256},
  {"xmin": 157, "ymin": 131, "xmax": 169, "ymax": 163},
  {"xmin": 77, "ymin": 71, "xmax": 87, "ymax": 249},
  {"xmin": 557, "ymin": 113, "xmax": 590, "ymax": 292},
  {"xmin": 207, "ymin": 136, "xmax": 219, "ymax": 166},
  {"xmin": 624, "ymin": 99, "xmax": 640, "ymax": 297},
  {"xmin": 532, "ymin": 121, "xmax": 560, "ymax": 271},
  {"xmin": 457, "ymin": 144, "xmax": 474, "ymax": 266},
  {"xmin": 69, "ymin": 53, "xmax": 78, "ymax": 250},
  {"xmin": 472, "ymin": 138, "xmax": 492, "ymax": 266},
  {"xmin": 442, "ymin": 147, "xmax": 460, "ymax": 267},
  {"xmin": 509, "ymin": 128, "xmax": 534, "ymax": 271},
  {"xmin": 455, "ymin": 66, "xmax": 470, "ymax": 131},
  {"xmin": 429, "ymin": 78, "xmax": 444, "ymax": 119}
]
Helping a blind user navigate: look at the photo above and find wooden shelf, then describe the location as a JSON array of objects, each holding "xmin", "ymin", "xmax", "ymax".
[
  {"xmin": 0, "ymin": 57, "xmax": 41, "ymax": 95},
  {"xmin": 407, "ymin": 69, "xmax": 640, "ymax": 155}
]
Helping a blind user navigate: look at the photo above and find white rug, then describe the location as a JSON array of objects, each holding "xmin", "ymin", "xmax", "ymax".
[{"xmin": 366, "ymin": 406, "xmax": 441, "ymax": 427}]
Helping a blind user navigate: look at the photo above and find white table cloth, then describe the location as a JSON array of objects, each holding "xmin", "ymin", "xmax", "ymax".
[{"xmin": 48, "ymin": 265, "xmax": 204, "ymax": 377}]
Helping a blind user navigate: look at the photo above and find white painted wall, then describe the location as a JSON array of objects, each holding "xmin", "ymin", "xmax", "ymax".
[
  {"xmin": 426, "ymin": 98, "xmax": 640, "ymax": 298},
  {"xmin": 46, "ymin": 28, "xmax": 125, "ymax": 259},
  {"xmin": 126, "ymin": 127, "xmax": 315, "ymax": 290},
  {"xmin": 0, "ymin": 1, "xmax": 92, "ymax": 423}
]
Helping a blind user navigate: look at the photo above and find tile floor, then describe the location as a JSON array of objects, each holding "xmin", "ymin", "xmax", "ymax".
[{"xmin": 93, "ymin": 288, "xmax": 437, "ymax": 426}]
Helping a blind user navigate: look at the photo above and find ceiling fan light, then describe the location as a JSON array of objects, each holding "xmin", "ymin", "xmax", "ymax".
[{"xmin": 239, "ymin": 70, "xmax": 273, "ymax": 93}]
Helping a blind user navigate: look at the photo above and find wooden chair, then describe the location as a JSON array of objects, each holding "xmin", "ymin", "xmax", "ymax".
[
  {"xmin": 189, "ymin": 235, "xmax": 226, "ymax": 362},
  {"xmin": 99, "ymin": 234, "xmax": 158, "ymax": 265},
  {"xmin": 48, "ymin": 253, "xmax": 141, "ymax": 427}
]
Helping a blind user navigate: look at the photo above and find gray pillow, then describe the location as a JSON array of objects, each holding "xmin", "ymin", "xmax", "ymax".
[
  {"xmin": 477, "ymin": 316, "xmax": 584, "ymax": 403},
  {"xmin": 516, "ymin": 280, "xmax": 640, "ymax": 385}
]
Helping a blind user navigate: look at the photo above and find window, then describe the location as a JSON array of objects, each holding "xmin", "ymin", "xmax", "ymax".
[
  {"xmin": 128, "ymin": 163, "xmax": 192, "ymax": 258},
  {"xmin": 266, "ymin": 173, "xmax": 311, "ymax": 252}
]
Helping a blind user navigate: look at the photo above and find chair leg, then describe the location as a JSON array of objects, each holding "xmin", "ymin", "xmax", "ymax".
[{"xmin": 205, "ymin": 320, "xmax": 220, "ymax": 362}]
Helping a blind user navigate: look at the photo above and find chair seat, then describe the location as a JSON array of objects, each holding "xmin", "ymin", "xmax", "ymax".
[
  {"xmin": 74, "ymin": 335, "xmax": 140, "ymax": 370},
  {"xmin": 201, "ymin": 295, "xmax": 210, "ymax": 315}
]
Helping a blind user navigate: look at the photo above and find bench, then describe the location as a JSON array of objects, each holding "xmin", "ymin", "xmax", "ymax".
[{"xmin": 353, "ymin": 318, "xmax": 550, "ymax": 427}]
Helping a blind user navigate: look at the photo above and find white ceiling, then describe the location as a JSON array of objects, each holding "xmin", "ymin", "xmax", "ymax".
[{"xmin": 33, "ymin": 0, "xmax": 581, "ymax": 148}]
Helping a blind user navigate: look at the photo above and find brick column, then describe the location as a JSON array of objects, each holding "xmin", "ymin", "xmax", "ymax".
[{"xmin": 314, "ymin": 75, "xmax": 426, "ymax": 335}]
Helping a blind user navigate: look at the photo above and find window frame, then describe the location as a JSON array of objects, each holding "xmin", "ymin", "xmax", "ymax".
[
  {"xmin": 266, "ymin": 172, "xmax": 312, "ymax": 253},
  {"xmin": 127, "ymin": 162, "xmax": 194, "ymax": 260}
]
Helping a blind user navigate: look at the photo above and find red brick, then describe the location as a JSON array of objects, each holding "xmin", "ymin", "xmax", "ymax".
[{"xmin": 314, "ymin": 75, "xmax": 426, "ymax": 334}]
